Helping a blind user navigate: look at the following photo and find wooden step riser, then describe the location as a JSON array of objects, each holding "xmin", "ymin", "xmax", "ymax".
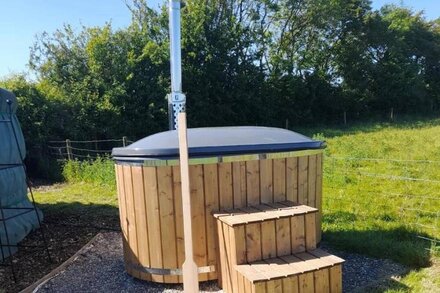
[
  {"xmin": 217, "ymin": 213, "xmax": 317, "ymax": 292},
  {"xmin": 237, "ymin": 265, "xmax": 342, "ymax": 293}
]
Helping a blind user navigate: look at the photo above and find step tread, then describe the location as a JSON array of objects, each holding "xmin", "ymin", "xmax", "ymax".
[
  {"xmin": 213, "ymin": 201, "xmax": 318, "ymax": 226},
  {"xmin": 235, "ymin": 249, "xmax": 344, "ymax": 283}
]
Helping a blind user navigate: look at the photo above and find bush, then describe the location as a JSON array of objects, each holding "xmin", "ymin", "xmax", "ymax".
[{"xmin": 62, "ymin": 157, "xmax": 115, "ymax": 187}]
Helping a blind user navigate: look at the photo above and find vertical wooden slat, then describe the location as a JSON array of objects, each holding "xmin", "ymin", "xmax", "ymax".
[
  {"xmin": 223, "ymin": 223, "xmax": 233, "ymax": 293},
  {"xmin": 254, "ymin": 281, "xmax": 267, "ymax": 293},
  {"xmin": 143, "ymin": 167, "xmax": 164, "ymax": 282},
  {"xmin": 305, "ymin": 213, "xmax": 317, "ymax": 250},
  {"xmin": 314, "ymin": 268, "xmax": 330, "ymax": 293},
  {"xmin": 245, "ymin": 223, "xmax": 262, "ymax": 262},
  {"xmin": 273, "ymin": 158, "xmax": 286, "ymax": 202},
  {"xmin": 230, "ymin": 225, "xmax": 246, "ymax": 293},
  {"xmin": 283, "ymin": 275, "xmax": 299, "ymax": 293},
  {"xmin": 329, "ymin": 265, "xmax": 342, "ymax": 293},
  {"xmin": 267, "ymin": 279, "xmax": 282, "ymax": 293},
  {"xmin": 233, "ymin": 161, "xmax": 247, "ymax": 208},
  {"xmin": 116, "ymin": 165, "xmax": 129, "ymax": 266},
  {"xmin": 246, "ymin": 160, "xmax": 260, "ymax": 205},
  {"xmin": 204, "ymin": 164, "xmax": 220, "ymax": 280},
  {"xmin": 260, "ymin": 159, "xmax": 273, "ymax": 204},
  {"xmin": 157, "ymin": 166, "xmax": 178, "ymax": 283},
  {"xmin": 286, "ymin": 157, "xmax": 298, "ymax": 203},
  {"xmin": 131, "ymin": 166, "xmax": 151, "ymax": 281},
  {"xmin": 316, "ymin": 153, "xmax": 323, "ymax": 243},
  {"xmin": 123, "ymin": 165, "xmax": 140, "ymax": 279},
  {"xmin": 276, "ymin": 218, "xmax": 291, "ymax": 256},
  {"xmin": 298, "ymin": 157, "xmax": 308, "ymax": 205},
  {"xmin": 291, "ymin": 215, "xmax": 305, "ymax": 253},
  {"xmin": 298, "ymin": 272, "xmax": 314, "ymax": 293},
  {"xmin": 219, "ymin": 162, "xmax": 234, "ymax": 210},
  {"xmin": 189, "ymin": 164, "xmax": 208, "ymax": 281},
  {"xmin": 261, "ymin": 220, "xmax": 276, "ymax": 259},
  {"xmin": 172, "ymin": 165, "xmax": 184, "ymax": 283},
  {"xmin": 307, "ymin": 155, "xmax": 317, "ymax": 207},
  {"xmin": 216, "ymin": 220, "xmax": 226, "ymax": 289}
]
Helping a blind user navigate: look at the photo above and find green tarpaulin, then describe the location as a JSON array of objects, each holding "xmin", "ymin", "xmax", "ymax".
[{"xmin": 0, "ymin": 88, "xmax": 42, "ymax": 259}]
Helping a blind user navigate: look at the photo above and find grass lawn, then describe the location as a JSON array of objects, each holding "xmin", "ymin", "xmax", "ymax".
[{"xmin": 33, "ymin": 117, "xmax": 440, "ymax": 292}]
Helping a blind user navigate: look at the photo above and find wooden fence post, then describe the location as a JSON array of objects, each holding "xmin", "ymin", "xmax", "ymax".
[
  {"xmin": 122, "ymin": 136, "xmax": 128, "ymax": 147},
  {"xmin": 66, "ymin": 139, "xmax": 73, "ymax": 160}
]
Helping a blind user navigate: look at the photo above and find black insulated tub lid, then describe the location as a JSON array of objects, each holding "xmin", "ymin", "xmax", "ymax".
[{"xmin": 112, "ymin": 126, "xmax": 325, "ymax": 160}]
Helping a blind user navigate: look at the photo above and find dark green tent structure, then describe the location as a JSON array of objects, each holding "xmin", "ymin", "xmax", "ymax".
[{"xmin": 0, "ymin": 88, "xmax": 42, "ymax": 259}]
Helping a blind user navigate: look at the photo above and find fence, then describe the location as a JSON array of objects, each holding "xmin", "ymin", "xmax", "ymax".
[
  {"xmin": 47, "ymin": 137, "xmax": 134, "ymax": 160},
  {"xmin": 325, "ymin": 155, "xmax": 440, "ymax": 253}
]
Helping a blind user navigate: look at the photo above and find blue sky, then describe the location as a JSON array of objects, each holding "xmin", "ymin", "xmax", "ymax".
[{"xmin": 0, "ymin": 0, "xmax": 438, "ymax": 79}]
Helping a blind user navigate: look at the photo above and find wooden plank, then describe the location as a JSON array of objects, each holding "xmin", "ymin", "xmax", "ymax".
[
  {"xmin": 291, "ymin": 215, "xmax": 305, "ymax": 253},
  {"xmin": 329, "ymin": 265, "xmax": 342, "ymax": 293},
  {"xmin": 216, "ymin": 220, "xmax": 226, "ymax": 289},
  {"xmin": 189, "ymin": 164, "xmax": 208, "ymax": 282},
  {"xmin": 267, "ymin": 279, "xmax": 282, "ymax": 293},
  {"xmin": 307, "ymin": 155, "xmax": 317, "ymax": 207},
  {"xmin": 245, "ymin": 222, "xmax": 262, "ymax": 262},
  {"xmin": 259, "ymin": 159, "xmax": 273, "ymax": 204},
  {"xmin": 123, "ymin": 165, "xmax": 140, "ymax": 279},
  {"xmin": 298, "ymin": 272, "xmax": 314, "ymax": 293},
  {"xmin": 305, "ymin": 213, "xmax": 317, "ymax": 250},
  {"xmin": 223, "ymin": 223, "xmax": 233, "ymax": 293},
  {"xmin": 273, "ymin": 158, "xmax": 286, "ymax": 202},
  {"xmin": 283, "ymin": 275, "xmax": 299, "ymax": 293},
  {"xmin": 316, "ymin": 153, "xmax": 323, "ymax": 243},
  {"xmin": 116, "ymin": 165, "xmax": 129, "ymax": 266},
  {"xmin": 276, "ymin": 217, "xmax": 291, "ymax": 256},
  {"xmin": 314, "ymin": 268, "xmax": 330, "ymax": 293},
  {"xmin": 261, "ymin": 220, "xmax": 276, "ymax": 259},
  {"xmin": 203, "ymin": 164, "xmax": 219, "ymax": 280},
  {"xmin": 172, "ymin": 165, "xmax": 184, "ymax": 283},
  {"xmin": 233, "ymin": 161, "xmax": 247, "ymax": 208},
  {"xmin": 219, "ymin": 162, "xmax": 234, "ymax": 210},
  {"xmin": 131, "ymin": 166, "xmax": 151, "ymax": 281},
  {"xmin": 286, "ymin": 157, "xmax": 298, "ymax": 203},
  {"xmin": 297, "ymin": 156, "xmax": 308, "ymax": 205},
  {"xmin": 246, "ymin": 160, "xmax": 260, "ymax": 205},
  {"xmin": 157, "ymin": 166, "xmax": 178, "ymax": 283},
  {"xmin": 230, "ymin": 225, "xmax": 246, "ymax": 292},
  {"xmin": 143, "ymin": 167, "xmax": 164, "ymax": 282},
  {"xmin": 253, "ymin": 281, "xmax": 267, "ymax": 293}
]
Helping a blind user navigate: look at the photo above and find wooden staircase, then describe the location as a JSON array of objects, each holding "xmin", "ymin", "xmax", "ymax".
[{"xmin": 214, "ymin": 202, "xmax": 344, "ymax": 293}]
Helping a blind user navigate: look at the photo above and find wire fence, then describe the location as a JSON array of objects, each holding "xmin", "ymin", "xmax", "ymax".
[
  {"xmin": 325, "ymin": 155, "xmax": 440, "ymax": 253},
  {"xmin": 47, "ymin": 137, "xmax": 134, "ymax": 160}
]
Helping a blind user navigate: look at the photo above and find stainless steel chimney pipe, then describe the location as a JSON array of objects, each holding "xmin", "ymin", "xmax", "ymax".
[{"xmin": 168, "ymin": 0, "xmax": 185, "ymax": 130}]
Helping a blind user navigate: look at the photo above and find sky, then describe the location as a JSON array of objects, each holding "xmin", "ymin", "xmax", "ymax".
[{"xmin": 0, "ymin": 0, "xmax": 439, "ymax": 79}]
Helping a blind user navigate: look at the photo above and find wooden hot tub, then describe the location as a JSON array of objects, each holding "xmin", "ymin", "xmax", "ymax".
[{"xmin": 112, "ymin": 127, "xmax": 325, "ymax": 284}]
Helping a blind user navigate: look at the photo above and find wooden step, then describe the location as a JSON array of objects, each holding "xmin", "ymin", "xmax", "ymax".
[{"xmin": 235, "ymin": 249, "xmax": 344, "ymax": 293}]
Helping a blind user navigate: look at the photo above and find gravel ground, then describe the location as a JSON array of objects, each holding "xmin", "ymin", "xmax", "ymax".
[{"xmin": 34, "ymin": 232, "xmax": 407, "ymax": 293}]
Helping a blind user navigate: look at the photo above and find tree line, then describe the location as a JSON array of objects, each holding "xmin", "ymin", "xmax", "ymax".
[{"xmin": 1, "ymin": 0, "xmax": 439, "ymax": 178}]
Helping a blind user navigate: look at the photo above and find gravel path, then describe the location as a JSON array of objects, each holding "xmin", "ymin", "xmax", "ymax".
[{"xmin": 34, "ymin": 232, "xmax": 406, "ymax": 293}]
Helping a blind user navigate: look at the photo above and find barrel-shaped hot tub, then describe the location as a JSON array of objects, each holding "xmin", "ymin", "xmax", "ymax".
[{"xmin": 112, "ymin": 126, "xmax": 325, "ymax": 283}]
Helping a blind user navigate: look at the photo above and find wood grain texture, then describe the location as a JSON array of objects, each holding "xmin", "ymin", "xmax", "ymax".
[
  {"xmin": 286, "ymin": 157, "xmax": 298, "ymax": 203},
  {"xmin": 246, "ymin": 160, "xmax": 260, "ymax": 205}
]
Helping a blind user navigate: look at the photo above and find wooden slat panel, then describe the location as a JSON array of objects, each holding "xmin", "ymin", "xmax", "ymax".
[
  {"xmin": 204, "ymin": 164, "xmax": 220, "ymax": 280},
  {"xmin": 316, "ymin": 153, "xmax": 323, "ymax": 243},
  {"xmin": 131, "ymin": 166, "xmax": 151, "ymax": 281},
  {"xmin": 298, "ymin": 272, "xmax": 314, "ymax": 293},
  {"xmin": 253, "ymin": 281, "xmax": 267, "ymax": 293},
  {"xmin": 116, "ymin": 165, "xmax": 129, "ymax": 266},
  {"xmin": 123, "ymin": 166, "xmax": 140, "ymax": 279},
  {"xmin": 286, "ymin": 157, "xmax": 298, "ymax": 203},
  {"xmin": 276, "ymin": 217, "xmax": 291, "ymax": 256},
  {"xmin": 261, "ymin": 220, "xmax": 276, "ymax": 259},
  {"xmin": 233, "ymin": 161, "xmax": 247, "ymax": 208},
  {"xmin": 314, "ymin": 268, "xmax": 330, "ymax": 293},
  {"xmin": 259, "ymin": 159, "xmax": 273, "ymax": 204},
  {"xmin": 283, "ymin": 275, "xmax": 299, "ymax": 293},
  {"xmin": 230, "ymin": 225, "xmax": 246, "ymax": 292},
  {"xmin": 216, "ymin": 220, "xmax": 226, "ymax": 289},
  {"xmin": 273, "ymin": 158, "xmax": 286, "ymax": 202},
  {"xmin": 305, "ymin": 213, "xmax": 317, "ymax": 250},
  {"xmin": 246, "ymin": 160, "xmax": 260, "ymax": 205},
  {"xmin": 171, "ymin": 165, "xmax": 184, "ymax": 283},
  {"xmin": 245, "ymin": 222, "xmax": 262, "ymax": 262},
  {"xmin": 297, "ymin": 157, "xmax": 308, "ymax": 205},
  {"xmin": 156, "ymin": 166, "xmax": 178, "ymax": 283},
  {"xmin": 307, "ymin": 155, "xmax": 317, "ymax": 207},
  {"xmin": 329, "ymin": 265, "xmax": 342, "ymax": 293},
  {"xmin": 219, "ymin": 162, "xmax": 234, "ymax": 210},
  {"xmin": 143, "ymin": 167, "xmax": 164, "ymax": 282},
  {"xmin": 267, "ymin": 279, "xmax": 282, "ymax": 293},
  {"xmin": 222, "ymin": 223, "xmax": 233, "ymax": 293},
  {"xmin": 189, "ymin": 164, "xmax": 208, "ymax": 281},
  {"xmin": 291, "ymin": 215, "xmax": 305, "ymax": 253}
]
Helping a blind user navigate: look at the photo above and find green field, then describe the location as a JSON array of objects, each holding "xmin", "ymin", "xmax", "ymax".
[{"xmin": 34, "ymin": 118, "xmax": 440, "ymax": 292}]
